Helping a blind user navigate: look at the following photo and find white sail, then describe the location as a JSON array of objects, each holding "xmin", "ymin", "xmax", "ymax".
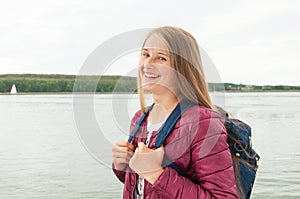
[{"xmin": 10, "ymin": 84, "xmax": 17, "ymax": 94}]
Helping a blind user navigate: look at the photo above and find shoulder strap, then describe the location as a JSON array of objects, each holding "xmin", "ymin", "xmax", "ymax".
[
  {"xmin": 156, "ymin": 99, "xmax": 196, "ymax": 178},
  {"xmin": 127, "ymin": 99, "xmax": 196, "ymax": 177},
  {"xmin": 154, "ymin": 99, "xmax": 196, "ymax": 148},
  {"xmin": 127, "ymin": 103, "xmax": 155, "ymax": 143}
]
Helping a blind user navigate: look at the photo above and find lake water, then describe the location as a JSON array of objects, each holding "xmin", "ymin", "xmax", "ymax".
[{"xmin": 0, "ymin": 92, "xmax": 300, "ymax": 198}]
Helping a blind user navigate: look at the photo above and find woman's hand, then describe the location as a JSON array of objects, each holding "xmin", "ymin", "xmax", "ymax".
[
  {"xmin": 112, "ymin": 141, "xmax": 134, "ymax": 171},
  {"xmin": 129, "ymin": 142, "xmax": 164, "ymax": 184}
]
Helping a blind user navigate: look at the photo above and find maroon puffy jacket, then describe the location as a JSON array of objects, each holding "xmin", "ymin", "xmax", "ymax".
[{"xmin": 113, "ymin": 105, "xmax": 238, "ymax": 199}]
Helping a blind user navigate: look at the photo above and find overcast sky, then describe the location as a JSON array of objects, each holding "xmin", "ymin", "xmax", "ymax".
[{"xmin": 0, "ymin": 0, "xmax": 299, "ymax": 85}]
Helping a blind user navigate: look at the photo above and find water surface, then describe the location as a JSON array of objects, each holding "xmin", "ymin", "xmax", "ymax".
[{"xmin": 0, "ymin": 92, "xmax": 299, "ymax": 198}]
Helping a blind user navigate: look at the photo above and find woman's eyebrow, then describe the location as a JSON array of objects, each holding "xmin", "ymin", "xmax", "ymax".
[
  {"xmin": 157, "ymin": 51, "xmax": 169, "ymax": 56},
  {"xmin": 142, "ymin": 48, "xmax": 169, "ymax": 56}
]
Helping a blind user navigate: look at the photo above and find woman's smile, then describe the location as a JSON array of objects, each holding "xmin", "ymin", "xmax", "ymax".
[{"xmin": 143, "ymin": 71, "xmax": 161, "ymax": 81}]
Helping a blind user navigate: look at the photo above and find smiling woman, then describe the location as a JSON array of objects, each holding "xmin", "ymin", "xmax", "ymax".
[{"xmin": 111, "ymin": 26, "xmax": 239, "ymax": 199}]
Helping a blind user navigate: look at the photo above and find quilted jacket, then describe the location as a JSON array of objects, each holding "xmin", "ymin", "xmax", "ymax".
[{"xmin": 113, "ymin": 105, "xmax": 238, "ymax": 199}]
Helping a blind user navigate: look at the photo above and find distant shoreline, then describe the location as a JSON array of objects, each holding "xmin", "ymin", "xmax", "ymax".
[
  {"xmin": 1, "ymin": 90, "xmax": 300, "ymax": 95},
  {"xmin": 1, "ymin": 74, "xmax": 299, "ymax": 93}
]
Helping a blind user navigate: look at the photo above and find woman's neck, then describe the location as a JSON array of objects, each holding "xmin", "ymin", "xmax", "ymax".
[{"xmin": 150, "ymin": 91, "xmax": 180, "ymax": 123}]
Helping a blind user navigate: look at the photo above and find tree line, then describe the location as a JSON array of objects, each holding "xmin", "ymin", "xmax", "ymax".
[
  {"xmin": 0, "ymin": 74, "xmax": 299, "ymax": 93},
  {"xmin": 0, "ymin": 74, "xmax": 137, "ymax": 93}
]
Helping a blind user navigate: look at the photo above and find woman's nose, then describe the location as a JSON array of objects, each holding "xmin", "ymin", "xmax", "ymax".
[
  {"xmin": 143, "ymin": 56, "xmax": 156, "ymax": 69},
  {"xmin": 146, "ymin": 54, "xmax": 157, "ymax": 64},
  {"xmin": 143, "ymin": 62, "xmax": 155, "ymax": 71}
]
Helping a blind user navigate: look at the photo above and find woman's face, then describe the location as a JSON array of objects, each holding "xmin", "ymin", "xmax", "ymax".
[{"xmin": 139, "ymin": 35, "xmax": 177, "ymax": 95}]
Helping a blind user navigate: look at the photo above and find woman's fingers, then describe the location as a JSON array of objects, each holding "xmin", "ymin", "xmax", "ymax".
[
  {"xmin": 112, "ymin": 141, "xmax": 135, "ymax": 163},
  {"xmin": 112, "ymin": 141, "xmax": 135, "ymax": 171},
  {"xmin": 113, "ymin": 142, "xmax": 134, "ymax": 153},
  {"xmin": 112, "ymin": 149, "xmax": 133, "ymax": 159},
  {"xmin": 113, "ymin": 157, "xmax": 131, "ymax": 164},
  {"xmin": 115, "ymin": 141, "xmax": 134, "ymax": 151}
]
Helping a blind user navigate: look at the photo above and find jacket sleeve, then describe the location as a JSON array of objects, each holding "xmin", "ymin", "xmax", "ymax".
[
  {"xmin": 112, "ymin": 164, "xmax": 126, "ymax": 184},
  {"xmin": 150, "ymin": 116, "xmax": 239, "ymax": 199}
]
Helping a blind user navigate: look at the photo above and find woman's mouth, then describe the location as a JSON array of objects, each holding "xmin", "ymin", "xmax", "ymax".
[{"xmin": 143, "ymin": 72, "xmax": 160, "ymax": 80}]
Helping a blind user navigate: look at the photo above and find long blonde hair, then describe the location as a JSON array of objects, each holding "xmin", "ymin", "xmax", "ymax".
[{"xmin": 137, "ymin": 26, "xmax": 213, "ymax": 112}]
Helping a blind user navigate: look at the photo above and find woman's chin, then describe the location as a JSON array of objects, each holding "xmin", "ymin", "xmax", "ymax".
[{"xmin": 142, "ymin": 83, "xmax": 156, "ymax": 92}]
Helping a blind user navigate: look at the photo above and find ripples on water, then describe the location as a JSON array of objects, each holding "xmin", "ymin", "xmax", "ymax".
[{"xmin": 0, "ymin": 92, "xmax": 299, "ymax": 198}]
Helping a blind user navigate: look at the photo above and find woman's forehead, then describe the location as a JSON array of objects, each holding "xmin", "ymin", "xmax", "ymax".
[{"xmin": 143, "ymin": 34, "xmax": 168, "ymax": 51}]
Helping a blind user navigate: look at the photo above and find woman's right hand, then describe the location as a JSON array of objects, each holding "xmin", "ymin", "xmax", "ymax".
[{"xmin": 112, "ymin": 141, "xmax": 135, "ymax": 171}]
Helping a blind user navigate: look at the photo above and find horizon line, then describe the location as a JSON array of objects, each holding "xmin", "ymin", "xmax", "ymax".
[{"xmin": 0, "ymin": 73, "xmax": 299, "ymax": 87}]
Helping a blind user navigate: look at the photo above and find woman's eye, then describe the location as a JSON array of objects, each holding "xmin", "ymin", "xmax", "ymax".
[
  {"xmin": 159, "ymin": 57, "xmax": 167, "ymax": 61},
  {"xmin": 141, "ymin": 53, "xmax": 150, "ymax": 57}
]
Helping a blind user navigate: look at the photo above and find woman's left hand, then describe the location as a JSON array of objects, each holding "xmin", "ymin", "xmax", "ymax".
[{"xmin": 129, "ymin": 142, "xmax": 164, "ymax": 184}]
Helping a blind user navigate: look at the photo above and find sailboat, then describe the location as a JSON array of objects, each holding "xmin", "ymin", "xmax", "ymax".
[{"xmin": 10, "ymin": 84, "xmax": 17, "ymax": 94}]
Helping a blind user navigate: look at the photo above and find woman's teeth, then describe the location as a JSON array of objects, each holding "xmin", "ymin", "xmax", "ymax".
[{"xmin": 144, "ymin": 73, "xmax": 159, "ymax": 78}]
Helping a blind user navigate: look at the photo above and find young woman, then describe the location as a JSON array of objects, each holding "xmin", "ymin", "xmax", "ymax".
[{"xmin": 112, "ymin": 26, "xmax": 239, "ymax": 198}]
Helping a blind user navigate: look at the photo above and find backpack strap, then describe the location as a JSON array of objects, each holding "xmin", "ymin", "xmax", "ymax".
[
  {"xmin": 154, "ymin": 99, "xmax": 196, "ymax": 148},
  {"xmin": 127, "ymin": 103, "xmax": 155, "ymax": 143},
  {"xmin": 127, "ymin": 99, "xmax": 197, "ymax": 177},
  {"xmin": 155, "ymin": 99, "xmax": 196, "ymax": 177}
]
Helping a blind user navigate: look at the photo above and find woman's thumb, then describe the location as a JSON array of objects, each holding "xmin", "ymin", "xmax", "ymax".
[
  {"xmin": 137, "ymin": 142, "xmax": 147, "ymax": 151},
  {"xmin": 156, "ymin": 145, "xmax": 164, "ymax": 152}
]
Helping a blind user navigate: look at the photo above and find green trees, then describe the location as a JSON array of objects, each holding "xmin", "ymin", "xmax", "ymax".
[
  {"xmin": 0, "ymin": 74, "xmax": 137, "ymax": 93},
  {"xmin": 0, "ymin": 74, "xmax": 299, "ymax": 93}
]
